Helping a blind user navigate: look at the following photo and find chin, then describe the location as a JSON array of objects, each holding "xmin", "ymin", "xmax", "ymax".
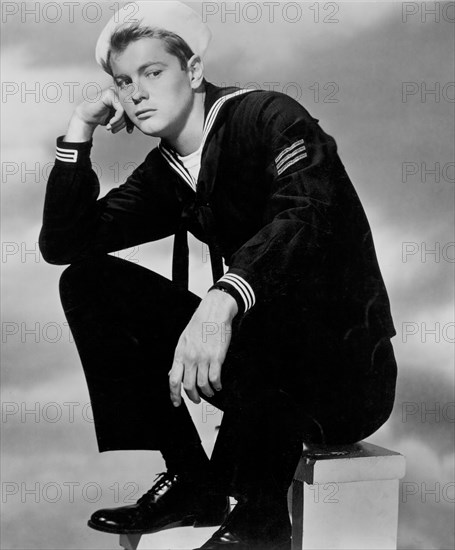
[
  {"xmin": 138, "ymin": 128, "xmax": 161, "ymax": 137},
  {"xmin": 137, "ymin": 120, "xmax": 167, "ymax": 138}
]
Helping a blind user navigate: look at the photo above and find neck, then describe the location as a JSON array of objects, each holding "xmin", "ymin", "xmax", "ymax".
[{"xmin": 164, "ymin": 85, "xmax": 206, "ymax": 156}]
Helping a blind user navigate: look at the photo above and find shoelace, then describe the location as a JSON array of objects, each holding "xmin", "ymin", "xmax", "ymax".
[{"xmin": 136, "ymin": 472, "xmax": 178, "ymax": 506}]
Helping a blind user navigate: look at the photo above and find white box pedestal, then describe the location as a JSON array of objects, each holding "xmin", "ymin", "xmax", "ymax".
[
  {"xmin": 291, "ymin": 442, "xmax": 406, "ymax": 550},
  {"xmin": 119, "ymin": 442, "xmax": 405, "ymax": 550}
]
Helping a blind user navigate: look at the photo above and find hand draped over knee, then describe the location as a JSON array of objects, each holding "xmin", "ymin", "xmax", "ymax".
[{"xmin": 168, "ymin": 289, "xmax": 238, "ymax": 407}]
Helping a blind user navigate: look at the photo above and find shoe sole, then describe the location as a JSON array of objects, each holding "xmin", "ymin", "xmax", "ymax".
[
  {"xmin": 193, "ymin": 539, "xmax": 291, "ymax": 550},
  {"xmin": 87, "ymin": 509, "xmax": 229, "ymax": 535}
]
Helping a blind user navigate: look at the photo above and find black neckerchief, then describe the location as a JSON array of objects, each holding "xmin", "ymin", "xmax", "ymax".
[{"xmin": 159, "ymin": 81, "xmax": 255, "ymax": 292}]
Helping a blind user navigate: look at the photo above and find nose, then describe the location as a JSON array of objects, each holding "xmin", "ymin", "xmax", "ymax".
[{"xmin": 130, "ymin": 81, "xmax": 148, "ymax": 105}]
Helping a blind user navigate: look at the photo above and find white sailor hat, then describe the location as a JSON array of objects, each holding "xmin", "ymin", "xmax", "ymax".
[{"xmin": 95, "ymin": 1, "xmax": 211, "ymax": 71}]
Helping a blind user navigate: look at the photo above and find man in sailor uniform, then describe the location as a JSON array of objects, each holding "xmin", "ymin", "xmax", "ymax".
[{"xmin": 38, "ymin": 2, "xmax": 398, "ymax": 549}]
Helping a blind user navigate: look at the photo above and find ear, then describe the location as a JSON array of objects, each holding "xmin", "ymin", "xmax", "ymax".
[{"xmin": 187, "ymin": 54, "xmax": 205, "ymax": 90}]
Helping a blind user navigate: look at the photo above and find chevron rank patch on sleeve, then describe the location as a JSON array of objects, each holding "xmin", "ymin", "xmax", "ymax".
[{"xmin": 275, "ymin": 139, "xmax": 307, "ymax": 176}]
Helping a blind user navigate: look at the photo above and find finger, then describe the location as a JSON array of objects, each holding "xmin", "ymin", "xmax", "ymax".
[
  {"xmin": 196, "ymin": 362, "xmax": 214, "ymax": 398},
  {"xmin": 103, "ymin": 108, "xmax": 115, "ymax": 129},
  {"xmin": 208, "ymin": 361, "xmax": 223, "ymax": 392},
  {"xmin": 106, "ymin": 114, "xmax": 124, "ymax": 131},
  {"xmin": 169, "ymin": 360, "xmax": 184, "ymax": 407},
  {"xmin": 110, "ymin": 118, "xmax": 127, "ymax": 135},
  {"xmin": 105, "ymin": 104, "xmax": 125, "ymax": 130},
  {"xmin": 125, "ymin": 115, "xmax": 135, "ymax": 134},
  {"xmin": 183, "ymin": 364, "xmax": 201, "ymax": 404}
]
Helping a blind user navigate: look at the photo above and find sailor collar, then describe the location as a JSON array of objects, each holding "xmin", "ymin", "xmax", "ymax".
[{"xmin": 158, "ymin": 82, "xmax": 254, "ymax": 192}]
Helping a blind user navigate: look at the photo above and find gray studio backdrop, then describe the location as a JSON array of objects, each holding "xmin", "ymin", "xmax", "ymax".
[{"xmin": 1, "ymin": 1, "xmax": 454, "ymax": 549}]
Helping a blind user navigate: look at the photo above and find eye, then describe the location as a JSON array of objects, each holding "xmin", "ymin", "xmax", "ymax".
[
  {"xmin": 146, "ymin": 70, "xmax": 162, "ymax": 78},
  {"xmin": 115, "ymin": 79, "xmax": 133, "ymax": 91}
]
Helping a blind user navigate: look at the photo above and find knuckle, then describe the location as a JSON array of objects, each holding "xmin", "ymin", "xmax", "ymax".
[
  {"xmin": 186, "ymin": 351, "xmax": 198, "ymax": 363},
  {"xmin": 208, "ymin": 370, "xmax": 220, "ymax": 383}
]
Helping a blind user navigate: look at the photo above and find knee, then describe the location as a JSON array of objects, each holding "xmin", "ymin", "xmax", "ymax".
[
  {"xmin": 59, "ymin": 262, "xmax": 84, "ymax": 289},
  {"xmin": 59, "ymin": 255, "xmax": 117, "ymax": 306},
  {"xmin": 59, "ymin": 261, "xmax": 89, "ymax": 310}
]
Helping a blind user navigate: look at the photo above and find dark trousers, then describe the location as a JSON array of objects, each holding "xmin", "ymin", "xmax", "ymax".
[{"xmin": 59, "ymin": 255, "xmax": 397, "ymax": 498}]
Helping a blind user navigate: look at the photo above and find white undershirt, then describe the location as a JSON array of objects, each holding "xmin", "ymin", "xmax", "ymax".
[{"xmin": 176, "ymin": 143, "xmax": 203, "ymax": 185}]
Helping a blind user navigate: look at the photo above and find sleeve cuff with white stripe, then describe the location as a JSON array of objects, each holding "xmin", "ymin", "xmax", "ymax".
[
  {"xmin": 208, "ymin": 271, "xmax": 256, "ymax": 316},
  {"xmin": 55, "ymin": 135, "xmax": 93, "ymax": 166}
]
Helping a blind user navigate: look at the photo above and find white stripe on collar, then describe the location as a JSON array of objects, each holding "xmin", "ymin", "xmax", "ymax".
[
  {"xmin": 159, "ymin": 145, "xmax": 196, "ymax": 191},
  {"xmin": 159, "ymin": 88, "xmax": 255, "ymax": 191},
  {"xmin": 201, "ymin": 88, "xmax": 254, "ymax": 144}
]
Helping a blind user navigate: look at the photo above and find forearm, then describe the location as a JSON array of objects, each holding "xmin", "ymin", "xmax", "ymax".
[
  {"xmin": 204, "ymin": 288, "xmax": 238, "ymax": 321},
  {"xmin": 39, "ymin": 137, "xmax": 99, "ymax": 264},
  {"xmin": 63, "ymin": 113, "xmax": 97, "ymax": 142},
  {"xmin": 39, "ymin": 136, "xmax": 184, "ymax": 265}
]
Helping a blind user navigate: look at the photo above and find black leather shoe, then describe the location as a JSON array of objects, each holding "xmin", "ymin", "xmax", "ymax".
[
  {"xmin": 194, "ymin": 497, "xmax": 291, "ymax": 550},
  {"xmin": 87, "ymin": 472, "xmax": 230, "ymax": 535}
]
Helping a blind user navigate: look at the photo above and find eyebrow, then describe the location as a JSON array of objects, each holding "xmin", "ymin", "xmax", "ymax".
[{"xmin": 114, "ymin": 61, "xmax": 167, "ymax": 79}]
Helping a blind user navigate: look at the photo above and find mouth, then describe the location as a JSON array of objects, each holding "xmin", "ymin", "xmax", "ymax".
[{"xmin": 135, "ymin": 109, "xmax": 156, "ymax": 120}]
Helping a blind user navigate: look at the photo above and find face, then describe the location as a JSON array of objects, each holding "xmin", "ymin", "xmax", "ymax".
[{"xmin": 110, "ymin": 37, "xmax": 199, "ymax": 140}]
